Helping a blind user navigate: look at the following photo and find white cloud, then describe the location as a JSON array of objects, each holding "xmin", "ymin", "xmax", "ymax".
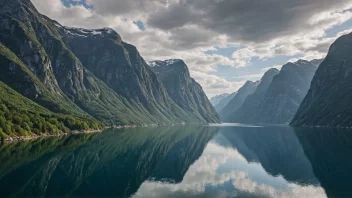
[
  {"xmin": 191, "ymin": 72, "xmax": 245, "ymax": 97},
  {"xmin": 30, "ymin": 0, "xmax": 352, "ymax": 97},
  {"xmin": 232, "ymin": 26, "xmax": 352, "ymax": 68}
]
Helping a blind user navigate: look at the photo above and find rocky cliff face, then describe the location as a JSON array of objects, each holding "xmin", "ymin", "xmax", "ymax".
[
  {"xmin": 227, "ymin": 68, "xmax": 279, "ymax": 123},
  {"xmin": 0, "ymin": 0, "xmax": 216, "ymax": 125},
  {"xmin": 149, "ymin": 59, "xmax": 220, "ymax": 123},
  {"xmin": 219, "ymin": 80, "xmax": 259, "ymax": 121},
  {"xmin": 291, "ymin": 32, "xmax": 352, "ymax": 127},
  {"xmin": 0, "ymin": 0, "xmax": 87, "ymax": 116}
]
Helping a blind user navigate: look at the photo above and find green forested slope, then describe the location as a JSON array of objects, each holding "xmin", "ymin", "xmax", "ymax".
[{"xmin": 0, "ymin": 81, "xmax": 102, "ymax": 139}]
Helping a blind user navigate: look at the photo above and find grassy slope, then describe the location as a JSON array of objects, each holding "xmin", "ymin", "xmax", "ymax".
[{"xmin": 0, "ymin": 81, "xmax": 102, "ymax": 139}]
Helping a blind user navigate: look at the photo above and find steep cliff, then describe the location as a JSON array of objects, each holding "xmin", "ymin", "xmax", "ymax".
[
  {"xmin": 149, "ymin": 59, "xmax": 220, "ymax": 123},
  {"xmin": 291, "ymin": 32, "xmax": 352, "ymax": 127}
]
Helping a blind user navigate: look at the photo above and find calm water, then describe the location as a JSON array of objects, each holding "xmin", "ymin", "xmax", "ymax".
[{"xmin": 1, "ymin": 124, "xmax": 352, "ymax": 198}]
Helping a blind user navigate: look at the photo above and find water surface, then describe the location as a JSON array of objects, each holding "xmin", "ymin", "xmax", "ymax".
[{"xmin": 1, "ymin": 124, "xmax": 352, "ymax": 198}]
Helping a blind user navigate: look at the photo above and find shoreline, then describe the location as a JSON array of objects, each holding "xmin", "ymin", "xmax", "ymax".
[
  {"xmin": 0, "ymin": 122, "xmax": 205, "ymax": 144},
  {"xmin": 1, "ymin": 129, "xmax": 103, "ymax": 144},
  {"xmin": 0, "ymin": 123, "xmax": 183, "ymax": 144}
]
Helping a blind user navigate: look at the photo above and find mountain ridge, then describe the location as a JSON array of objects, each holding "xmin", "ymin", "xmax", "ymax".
[
  {"xmin": 149, "ymin": 59, "xmax": 220, "ymax": 123},
  {"xmin": 249, "ymin": 60, "xmax": 319, "ymax": 124},
  {"xmin": 0, "ymin": 0, "xmax": 219, "ymax": 138}
]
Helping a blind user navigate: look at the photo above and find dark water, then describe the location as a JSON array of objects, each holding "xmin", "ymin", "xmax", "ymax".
[{"xmin": 1, "ymin": 124, "xmax": 352, "ymax": 198}]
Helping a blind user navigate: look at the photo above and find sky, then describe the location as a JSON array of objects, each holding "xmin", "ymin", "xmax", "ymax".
[{"xmin": 31, "ymin": 0, "xmax": 352, "ymax": 97}]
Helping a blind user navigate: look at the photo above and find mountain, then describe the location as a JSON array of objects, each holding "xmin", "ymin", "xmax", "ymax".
[
  {"xmin": 227, "ymin": 68, "xmax": 279, "ymax": 123},
  {"xmin": 148, "ymin": 59, "xmax": 220, "ymax": 123},
  {"xmin": 210, "ymin": 93, "xmax": 230, "ymax": 106},
  {"xmin": 228, "ymin": 60, "xmax": 319, "ymax": 124},
  {"xmin": 0, "ymin": 0, "xmax": 217, "ymax": 135},
  {"xmin": 255, "ymin": 60, "xmax": 319, "ymax": 124},
  {"xmin": 212, "ymin": 92, "xmax": 237, "ymax": 113},
  {"xmin": 219, "ymin": 80, "xmax": 259, "ymax": 121},
  {"xmin": 291, "ymin": 32, "xmax": 352, "ymax": 127}
]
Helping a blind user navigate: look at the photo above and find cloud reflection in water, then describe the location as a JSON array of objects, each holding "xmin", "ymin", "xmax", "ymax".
[{"xmin": 133, "ymin": 141, "xmax": 327, "ymax": 198}]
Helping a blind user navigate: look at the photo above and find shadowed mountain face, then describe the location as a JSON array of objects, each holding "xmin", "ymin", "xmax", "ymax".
[
  {"xmin": 255, "ymin": 60, "xmax": 319, "ymax": 124},
  {"xmin": 148, "ymin": 59, "xmax": 220, "ymax": 123},
  {"xmin": 291, "ymin": 32, "xmax": 352, "ymax": 127},
  {"xmin": 227, "ymin": 68, "xmax": 279, "ymax": 123},
  {"xmin": 222, "ymin": 60, "xmax": 320, "ymax": 124},
  {"xmin": 295, "ymin": 127, "xmax": 352, "ymax": 198},
  {"xmin": 247, "ymin": 60, "xmax": 319, "ymax": 124},
  {"xmin": 0, "ymin": 126, "xmax": 219, "ymax": 198},
  {"xmin": 220, "ymin": 81, "xmax": 260, "ymax": 121},
  {"xmin": 0, "ymin": 0, "xmax": 216, "ymax": 126}
]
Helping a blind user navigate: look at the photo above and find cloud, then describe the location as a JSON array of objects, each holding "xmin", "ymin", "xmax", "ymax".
[
  {"xmin": 147, "ymin": 3, "xmax": 198, "ymax": 30},
  {"xmin": 231, "ymin": 27, "xmax": 352, "ymax": 66},
  {"xmin": 30, "ymin": 0, "xmax": 352, "ymax": 96},
  {"xmin": 191, "ymin": 71, "xmax": 245, "ymax": 97},
  {"xmin": 145, "ymin": 0, "xmax": 352, "ymax": 42}
]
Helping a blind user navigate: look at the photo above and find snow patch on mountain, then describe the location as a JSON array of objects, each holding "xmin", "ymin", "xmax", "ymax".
[
  {"xmin": 147, "ymin": 59, "xmax": 182, "ymax": 67},
  {"xmin": 63, "ymin": 27, "xmax": 116, "ymax": 37}
]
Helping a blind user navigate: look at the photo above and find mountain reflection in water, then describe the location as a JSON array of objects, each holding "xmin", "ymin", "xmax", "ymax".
[{"xmin": 0, "ymin": 125, "xmax": 352, "ymax": 198}]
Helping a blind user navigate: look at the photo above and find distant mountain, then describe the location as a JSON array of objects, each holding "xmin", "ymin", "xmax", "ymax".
[
  {"xmin": 221, "ymin": 59, "xmax": 321, "ymax": 124},
  {"xmin": 210, "ymin": 93, "xmax": 230, "ymax": 107},
  {"xmin": 220, "ymin": 80, "xmax": 259, "ymax": 121},
  {"xmin": 291, "ymin": 32, "xmax": 352, "ymax": 127},
  {"xmin": 148, "ymin": 59, "xmax": 220, "ymax": 123},
  {"xmin": 227, "ymin": 68, "xmax": 279, "ymax": 123},
  {"xmin": 247, "ymin": 59, "xmax": 319, "ymax": 124},
  {"xmin": 0, "ymin": 0, "xmax": 218, "ymax": 138},
  {"xmin": 214, "ymin": 92, "xmax": 238, "ymax": 113}
]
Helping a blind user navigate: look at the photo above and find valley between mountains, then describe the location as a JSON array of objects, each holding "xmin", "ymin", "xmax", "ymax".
[{"xmin": 1, "ymin": 0, "xmax": 352, "ymax": 141}]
